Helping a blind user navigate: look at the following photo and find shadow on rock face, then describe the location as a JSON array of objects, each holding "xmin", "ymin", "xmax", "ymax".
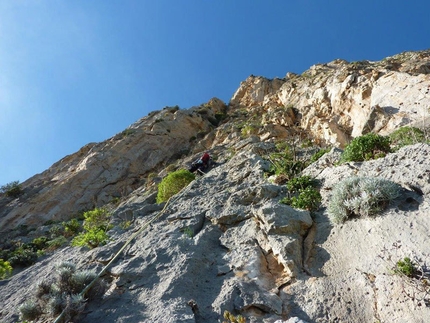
[
  {"xmin": 396, "ymin": 192, "xmax": 422, "ymax": 212},
  {"xmin": 303, "ymin": 208, "xmax": 332, "ymax": 278}
]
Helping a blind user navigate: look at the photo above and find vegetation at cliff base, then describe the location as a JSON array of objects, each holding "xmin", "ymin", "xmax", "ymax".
[{"xmin": 156, "ymin": 169, "xmax": 195, "ymax": 203}]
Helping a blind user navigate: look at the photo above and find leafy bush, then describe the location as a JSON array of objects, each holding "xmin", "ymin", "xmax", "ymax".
[
  {"xmin": 80, "ymin": 208, "xmax": 111, "ymax": 231},
  {"xmin": 328, "ymin": 177, "xmax": 401, "ymax": 224},
  {"xmin": 287, "ymin": 175, "xmax": 316, "ymax": 192},
  {"xmin": 0, "ymin": 259, "xmax": 12, "ymax": 279},
  {"xmin": 156, "ymin": 169, "xmax": 195, "ymax": 203},
  {"xmin": 0, "ymin": 180, "xmax": 22, "ymax": 198},
  {"xmin": 282, "ymin": 187, "xmax": 322, "ymax": 211},
  {"xmin": 72, "ymin": 228, "xmax": 109, "ymax": 248},
  {"xmin": 8, "ymin": 244, "xmax": 37, "ymax": 267},
  {"xmin": 72, "ymin": 208, "xmax": 112, "ymax": 248},
  {"xmin": 340, "ymin": 133, "xmax": 391, "ymax": 163},
  {"xmin": 63, "ymin": 218, "xmax": 81, "ymax": 236},
  {"xmin": 31, "ymin": 236, "xmax": 49, "ymax": 250},
  {"xmin": 389, "ymin": 126, "xmax": 427, "ymax": 150},
  {"xmin": 282, "ymin": 175, "xmax": 321, "ymax": 211}
]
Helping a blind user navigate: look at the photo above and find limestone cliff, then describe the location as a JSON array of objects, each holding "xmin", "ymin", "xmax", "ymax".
[{"xmin": 0, "ymin": 50, "xmax": 429, "ymax": 323}]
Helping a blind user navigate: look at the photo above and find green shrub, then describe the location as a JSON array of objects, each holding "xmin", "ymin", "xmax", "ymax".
[
  {"xmin": 156, "ymin": 169, "xmax": 195, "ymax": 203},
  {"xmin": 63, "ymin": 218, "xmax": 81, "ymax": 236},
  {"xmin": 72, "ymin": 228, "xmax": 110, "ymax": 248},
  {"xmin": 49, "ymin": 224, "xmax": 63, "ymax": 237},
  {"xmin": 8, "ymin": 244, "xmax": 37, "ymax": 267},
  {"xmin": 81, "ymin": 208, "xmax": 111, "ymax": 232},
  {"xmin": 395, "ymin": 257, "xmax": 416, "ymax": 277},
  {"xmin": 182, "ymin": 227, "xmax": 194, "ymax": 238},
  {"xmin": 287, "ymin": 175, "xmax": 316, "ymax": 192},
  {"xmin": 310, "ymin": 147, "xmax": 331, "ymax": 163},
  {"xmin": 340, "ymin": 133, "xmax": 391, "ymax": 163},
  {"xmin": 328, "ymin": 177, "xmax": 401, "ymax": 224},
  {"xmin": 0, "ymin": 180, "xmax": 22, "ymax": 198},
  {"xmin": 282, "ymin": 186, "xmax": 321, "ymax": 211},
  {"xmin": 282, "ymin": 175, "xmax": 321, "ymax": 211},
  {"xmin": 71, "ymin": 208, "xmax": 112, "ymax": 248},
  {"xmin": 31, "ymin": 236, "xmax": 49, "ymax": 250},
  {"xmin": 0, "ymin": 259, "xmax": 12, "ymax": 279},
  {"xmin": 389, "ymin": 126, "xmax": 427, "ymax": 150}
]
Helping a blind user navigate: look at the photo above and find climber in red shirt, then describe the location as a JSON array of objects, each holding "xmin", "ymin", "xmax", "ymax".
[{"xmin": 189, "ymin": 152, "xmax": 211, "ymax": 173}]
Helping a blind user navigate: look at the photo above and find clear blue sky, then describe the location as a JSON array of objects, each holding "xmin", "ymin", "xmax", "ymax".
[{"xmin": 0, "ymin": 1, "xmax": 429, "ymax": 185}]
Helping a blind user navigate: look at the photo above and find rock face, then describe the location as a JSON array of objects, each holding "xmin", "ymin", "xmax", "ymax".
[
  {"xmin": 231, "ymin": 50, "xmax": 430, "ymax": 146},
  {"xmin": 1, "ymin": 50, "xmax": 430, "ymax": 323},
  {"xmin": 0, "ymin": 100, "xmax": 225, "ymax": 233}
]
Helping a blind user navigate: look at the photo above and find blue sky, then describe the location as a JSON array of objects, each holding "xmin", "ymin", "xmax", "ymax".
[{"xmin": 0, "ymin": 1, "xmax": 429, "ymax": 185}]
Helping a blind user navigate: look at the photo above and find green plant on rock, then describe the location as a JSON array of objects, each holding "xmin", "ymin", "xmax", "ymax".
[
  {"xmin": 389, "ymin": 126, "xmax": 427, "ymax": 150},
  {"xmin": 328, "ymin": 177, "xmax": 401, "ymax": 224},
  {"xmin": 31, "ymin": 236, "xmax": 49, "ymax": 250},
  {"xmin": 394, "ymin": 257, "xmax": 416, "ymax": 277},
  {"xmin": 340, "ymin": 133, "xmax": 391, "ymax": 163},
  {"xmin": 282, "ymin": 175, "xmax": 321, "ymax": 211},
  {"xmin": 240, "ymin": 122, "xmax": 260, "ymax": 137},
  {"xmin": 8, "ymin": 243, "xmax": 38, "ymax": 267},
  {"xmin": 72, "ymin": 208, "xmax": 112, "ymax": 248},
  {"xmin": 282, "ymin": 186, "xmax": 322, "ymax": 211},
  {"xmin": 182, "ymin": 227, "xmax": 194, "ymax": 238},
  {"xmin": 0, "ymin": 180, "xmax": 22, "ymax": 198},
  {"xmin": 120, "ymin": 128, "xmax": 135, "ymax": 138},
  {"xmin": 0, "ymin": 259, "xmax": 12, "ymax": 279},
  {"xmin": 223, "ymin": 310, "xmax": 246, "ymax": 323},
  {"xmin": 156, "ymin": 169, "xmax": 195, "ymax": 203},
  {"xmin": 287, "ymin": 175, "xmax": 317, "ymax": 192},
  {"xmin": 310, "ymin": 147, "xmax": 331, "ymax": 163},
  {"xmin": 267, "ymin": 145, "xmax": 308, "ymax": 180},
  {"xmin": 63, "ymin": 218, "xmax": 82, "ymax": 237}
]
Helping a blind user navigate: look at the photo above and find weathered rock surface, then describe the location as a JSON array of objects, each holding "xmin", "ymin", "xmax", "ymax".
[
  {"xmin": 1, "ymin": 50, "xmax": 430, "ymax": 323},
  {"xmin": 231, "ymin": 50, "xmax": 430, "ymax": 147},
  {"xmin": 0, "ymin": 100, "xmax": 226, "ymax": 233}
]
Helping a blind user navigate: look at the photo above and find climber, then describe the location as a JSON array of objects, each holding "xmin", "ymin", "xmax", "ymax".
[{"xmin": 189, "ymin": 152, "xmax": 211, "ymax": 174}]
